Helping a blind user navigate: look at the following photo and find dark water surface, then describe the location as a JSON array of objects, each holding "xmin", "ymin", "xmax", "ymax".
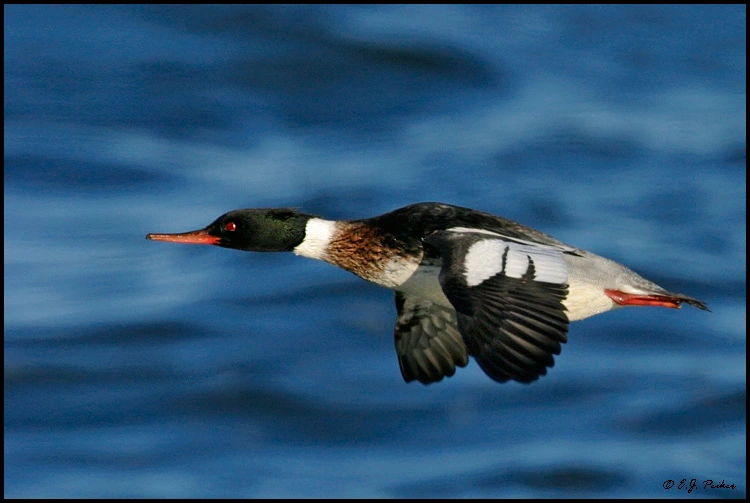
[{"xmin": 4, "ymin": 5, "xmax": 746, "ymax": 498}]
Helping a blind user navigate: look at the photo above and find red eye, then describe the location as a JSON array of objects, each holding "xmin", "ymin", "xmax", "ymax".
[{"xmin": 225, "ymin": 222, "xmax": 237, "ymax": 232}]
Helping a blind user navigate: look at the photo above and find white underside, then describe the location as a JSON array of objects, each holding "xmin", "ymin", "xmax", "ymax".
[
  {"xmin": 562, "ymin": 251, "xmax": 664, "ymax": 320},
  {"xmin": 563, "ymin": 282, "xmax": 618, "ymax": 321}
]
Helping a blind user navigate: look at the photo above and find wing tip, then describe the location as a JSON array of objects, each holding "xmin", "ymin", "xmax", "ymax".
[{"xmin": 399, "ymin": 354, "xmax": 470, "ymax": 385}]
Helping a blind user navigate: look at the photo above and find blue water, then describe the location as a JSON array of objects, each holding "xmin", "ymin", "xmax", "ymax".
[{"xmin": 4, "ymin": 5, "xmax": 746, "ymax": 498}]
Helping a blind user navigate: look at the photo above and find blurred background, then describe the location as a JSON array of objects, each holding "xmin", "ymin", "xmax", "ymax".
[{"xmin": 4, "ymin": 5, "xmax": 745, "ymax": 498}]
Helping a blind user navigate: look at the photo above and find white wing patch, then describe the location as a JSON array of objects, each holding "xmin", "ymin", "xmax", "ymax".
[
  {"xmin": 463, "ymin": 238, "xmax": 568, "ymax": 287},
  {"xmin": 447, "ymin": 227, "xmax": 505, "ymax": 237}
]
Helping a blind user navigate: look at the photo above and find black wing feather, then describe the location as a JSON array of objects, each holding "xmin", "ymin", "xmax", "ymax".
[
  {"xmin": 426, "ymin": 231, "xmax": 570, "ymax": 384},
  {"xmin": 394, "ymin": 292, "xmax": 469, "ymax": 384}
]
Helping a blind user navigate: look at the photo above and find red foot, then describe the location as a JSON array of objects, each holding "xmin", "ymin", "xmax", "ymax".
[{"xmin": 604, "ymin": 289, "xmax": 682, "ymax": 309}]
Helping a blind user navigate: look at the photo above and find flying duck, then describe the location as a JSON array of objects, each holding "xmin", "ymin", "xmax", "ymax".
[{"xmin": 147, "ymin": 202, "xmax": 708, "ymax": 385}]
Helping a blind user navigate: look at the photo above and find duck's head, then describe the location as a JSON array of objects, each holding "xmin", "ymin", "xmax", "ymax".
[{"xmin": 147, "ymin": 208, "xmax": 314, "ymax": 252}]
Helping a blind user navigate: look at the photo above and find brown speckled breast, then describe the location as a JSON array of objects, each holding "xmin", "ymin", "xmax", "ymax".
[{"xmin": 326, "ymin": 222, "xmax": 424, "ymax": 287}]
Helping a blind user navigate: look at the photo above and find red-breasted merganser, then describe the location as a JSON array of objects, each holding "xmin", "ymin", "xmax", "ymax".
[{"xmin": 147, "ymin": 202, "xmax": 708, "ymax": 385}]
